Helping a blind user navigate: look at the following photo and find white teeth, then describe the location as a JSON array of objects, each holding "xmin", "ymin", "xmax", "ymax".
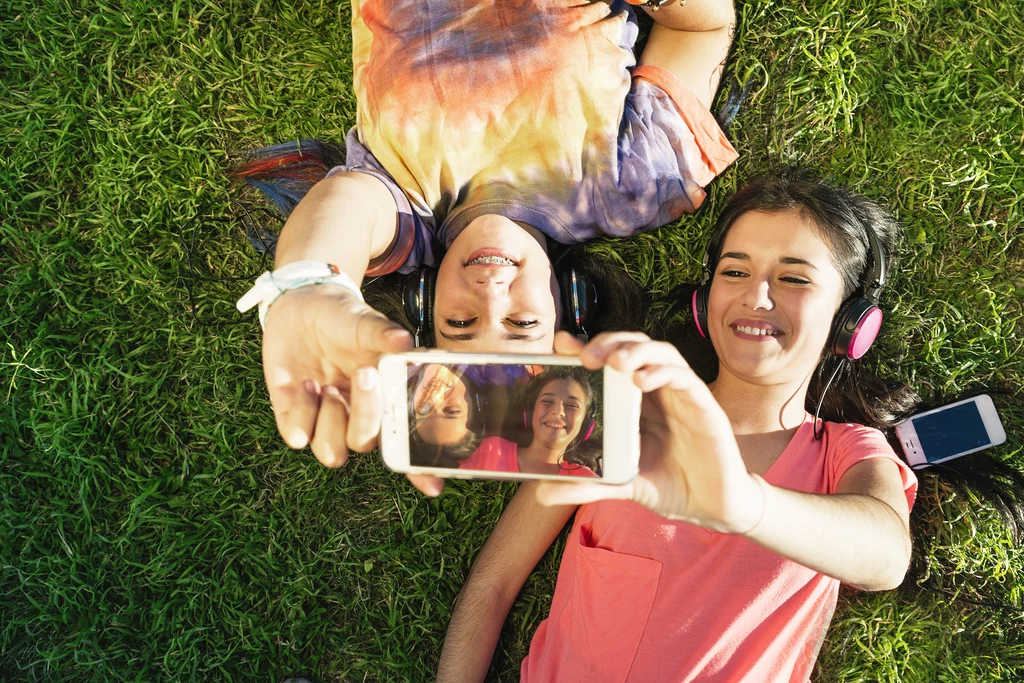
[
  {"xmin": 737, "ymin": 325, "xmax": 777, "ymax": 337},
  {"xmin": 467, "ymin": 255, "xmax": 517, "ymax": 266}
]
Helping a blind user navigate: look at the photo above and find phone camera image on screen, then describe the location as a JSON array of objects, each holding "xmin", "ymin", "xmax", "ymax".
[
  {"xmin": 407, "ymin": 362, "xmax": 604, "ymax": 478},
  {"xmin": 912, "ymin": 401, "xmax": 991, "ymax": 463}
]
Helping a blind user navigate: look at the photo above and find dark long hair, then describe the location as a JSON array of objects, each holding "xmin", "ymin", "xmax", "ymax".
[{"xmin": 665, "ymin": 168, "xmax": 1024, "ymax": 543}]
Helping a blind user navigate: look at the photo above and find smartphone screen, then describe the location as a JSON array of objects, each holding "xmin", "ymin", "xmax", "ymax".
[
  {"xmin": 911, "ymin": 401, "xmax": 991, "ymax": 463},
  {"xmin": 406, "ymin": 362, "xmax": 605, "ymax": 478}
]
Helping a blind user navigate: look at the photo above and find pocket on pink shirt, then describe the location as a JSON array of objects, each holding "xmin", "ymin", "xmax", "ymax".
[{"xmin": 557, "ymin": 525, "xmax": 663, "ymax": 683}]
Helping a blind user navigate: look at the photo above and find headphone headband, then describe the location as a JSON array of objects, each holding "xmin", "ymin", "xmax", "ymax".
[{"xmin": 861, "ymin": 223, "xmax": 886, "ymax": 304}]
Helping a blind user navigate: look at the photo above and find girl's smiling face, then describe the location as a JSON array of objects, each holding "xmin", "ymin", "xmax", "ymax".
[
  {"xmin": 433, "ymin": 214, "xmax": 560, "ymax": 352},
  {"xmin": 707, "ymin": 209, "xmax": 847, "ymax": 386},
  {"xmin": 530, "ymin": 378, "xmax": 587, "ymax": 449}
]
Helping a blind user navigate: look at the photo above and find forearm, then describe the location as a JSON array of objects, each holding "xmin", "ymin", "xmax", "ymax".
[
  {"xmin": 745, "ymin": 481, "xmax": 912, "ymax": 591},
  {"xmin": 273, "ymin": 171, "xmax": 398, "ymax": 284},
  {"xmin": 639, "ymin": 0, "xmax": 735, "ymax": 32},
  {"xmin": 437, "ymin": 484, "xmax": 576, "ymax": 681},
  {"xmin": 436, "ymin": 578, "xmax": 517, "ymax": 683},
  {"xmin": 635, "ymin": 0, "xmax": 735, "ymax": 108}
]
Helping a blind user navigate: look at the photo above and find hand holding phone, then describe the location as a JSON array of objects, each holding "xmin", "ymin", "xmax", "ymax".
[
  {"xmin": 533, "ymin": 332, "xmax": 764, "ymax": 534},
  {"xmin": 379, "ymin": 347, "xmax": 643, "ymax": 484},
  {"xmin": 262, "ymin": 284, "xmax": 413, "ymax": 466}
]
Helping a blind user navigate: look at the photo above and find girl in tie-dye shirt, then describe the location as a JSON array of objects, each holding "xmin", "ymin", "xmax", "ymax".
[{"xmin": 237, "ymin": 0, "xmax": 738, "ymax": 477}]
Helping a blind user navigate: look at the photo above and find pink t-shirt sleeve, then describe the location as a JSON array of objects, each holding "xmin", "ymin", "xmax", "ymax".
[{"xmin": 828, "ymin": 424, "xmax": 918, "ymax": 512}]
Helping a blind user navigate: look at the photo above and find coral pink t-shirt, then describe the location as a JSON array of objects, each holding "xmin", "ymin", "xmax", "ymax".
[
  {"xmin": 521, "ymin": 417, "xmax": 918, "ymax": 683},
  {"xmin": 461, "ymin": 437, "xmax": 598, "ymax": 478}
]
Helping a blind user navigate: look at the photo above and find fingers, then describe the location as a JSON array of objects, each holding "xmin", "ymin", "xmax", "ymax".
[
  {"xmin": 633, "ymin": 364, "xmax": 689, "ymax": 393},
  {"xmin": 408, "ymin": 474, "xmax": 445, "ymax": 497},
  {"xmin": 309, "ymin": 385, "xmax": 351, "ymax": 467},
  {"xmin": 575, "ymin": 332, "xmax": 686, "ymax": 375},
  {"xmin": 345, "ymin": 303, "xmax": 415, "ymax": 354},
  {"xmin": 347, "ymin": 367, "xmax": 383, "ymax": 453},
  {"xmin": 577, "ymin": 332, "xmax": 654, "ymax": 368},
  {"xmin": 606, "ymin": 341, "xmax": 685, "ymax": 374},
  {"xmin": 272, "ymin": 379, "xmax": 321, "ymax": 449},
  {"xmin": 553, "ymin": 331, "xmax": 585, "ymax": 356},
  {"xmin": 534, "ymin": 480, "xmax": 634, "ymax": 507}
]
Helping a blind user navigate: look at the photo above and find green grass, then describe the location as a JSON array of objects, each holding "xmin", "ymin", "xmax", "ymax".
[{"xmin": 2, "ymin": 0, "xmax": 1022, "ymax": 680}]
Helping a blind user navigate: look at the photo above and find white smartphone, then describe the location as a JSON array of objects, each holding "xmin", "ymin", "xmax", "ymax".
[
  {"xmin": 378, "ymin": 351, "xmax": 642, "ymax": 484},
  {"xmin": 896, "ymin": 394, "xmax": 1006, "ymax": 469}
]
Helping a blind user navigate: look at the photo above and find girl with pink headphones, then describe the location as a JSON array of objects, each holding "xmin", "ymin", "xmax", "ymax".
[
  {"xmin": 437, "ymin": 172, "xmax": 919, "ymax": 682},
  {"xmin": 458, "ymin": 368, "xmax": 600, "ymax": 478}
]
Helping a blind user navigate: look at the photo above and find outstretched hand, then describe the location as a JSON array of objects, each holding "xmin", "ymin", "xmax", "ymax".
[
  {"xmin": 534, "ymin": 332, "xmax": 763, "ymax": 534},
  {"xmin": 262, "ymin": 283, "xmax": 412, "ymax": 463}
]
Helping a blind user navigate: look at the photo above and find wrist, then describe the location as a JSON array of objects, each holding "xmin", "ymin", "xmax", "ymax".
[
  {"xmin": 733, "ymin": 474, "xmax": 769, "ymax": 537},
  {"xmin": 236, "ymin": 260, "xmax": 364, "ymax": 329}
]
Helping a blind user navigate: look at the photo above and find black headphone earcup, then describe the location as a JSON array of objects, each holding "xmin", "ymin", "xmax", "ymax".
[
  {"xmin": 559, "ymin": 266, "xmax": 598, "ymax": 338},
  {"xmin": 466, "ymin": 389, "xmax": 485, "ymax": 433},
  {"xmin": 691, "ymin": 284, "xmax": 711, "ymax": 338},
  {"xmin": 402, "ymin": 268, "xmax": 436, "ymax": 347},
  {"xmin": 421, "ymin": 269, "xmax": 435, "ymax": 345}
]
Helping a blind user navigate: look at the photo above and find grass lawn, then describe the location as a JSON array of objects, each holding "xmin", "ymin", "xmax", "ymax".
[{"xmin": 2, "ymin": 0, "xmax": 1023, "ymax": 680}]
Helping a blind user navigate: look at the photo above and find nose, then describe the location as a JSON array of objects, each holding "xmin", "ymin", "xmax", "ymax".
[
  {"xmin": 466, "ymin": 273, "xmax": 511, "ymax": 313},
  {"xmin": 469, "ymin": 272, "xmax": 510, "ymax": 288},
  {"xmin": 741, "ymin": 278, "xmax": 774, "ymax": 310}
]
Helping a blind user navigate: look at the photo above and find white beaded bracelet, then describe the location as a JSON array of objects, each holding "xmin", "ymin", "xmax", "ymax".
[{"xmin": 236, "ymin": 260, "xmax": 364, "ymax": 329}]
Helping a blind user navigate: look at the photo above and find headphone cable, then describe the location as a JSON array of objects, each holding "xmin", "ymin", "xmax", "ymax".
[{"xmin": 812, "ymin": 360, "xmax": 846, "ymax": 440}]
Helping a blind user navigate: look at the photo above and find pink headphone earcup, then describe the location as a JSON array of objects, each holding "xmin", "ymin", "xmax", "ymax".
[
  {"xmin": 846, "ymin": 307, "xmax": 883, "ymax": 359},
  {"xmin": 582, "ymin": 421, "xmax": 595, "ymax": 441},
  {"xmin": 691, "ymin": 288, "xmax": 708, "ymax": 338}
]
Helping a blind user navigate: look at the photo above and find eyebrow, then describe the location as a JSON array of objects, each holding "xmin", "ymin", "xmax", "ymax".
[
  {"xmin": 422, "ymin": 413, "xmax": 460, "ymax": 420},
  {"xmin": 438, "ymin": 331, "xmax": 547, "ymax": 342},
  {"xmin": 539, "ymin": 391, "xmax": 582, "ymax": 402},
  {"xmin": 719, "ymin": 251, "xmax": 819, "ymax": 270}
]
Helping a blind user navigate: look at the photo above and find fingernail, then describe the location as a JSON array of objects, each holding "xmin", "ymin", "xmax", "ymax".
[
  {"xmin": 289, "ymin": 428, "xmax": 308, "ymax": 448},
  {"xmin": 303, "ymin": 379, "xmax": 318, "ymax": 395},
  {"xmin": 357, "ymin": 367, "xmax": 376, "ymax": 391}
]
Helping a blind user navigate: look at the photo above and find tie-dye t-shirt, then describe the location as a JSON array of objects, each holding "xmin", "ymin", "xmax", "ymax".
[{"xmin": 327, "ymin": 0, "xmax": 739, "ymax": 276}]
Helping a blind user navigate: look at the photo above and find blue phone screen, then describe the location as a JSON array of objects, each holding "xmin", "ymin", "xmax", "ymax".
[{"xmin": 912, "ymin": 402, "xmax": 990, "ymax": 463}]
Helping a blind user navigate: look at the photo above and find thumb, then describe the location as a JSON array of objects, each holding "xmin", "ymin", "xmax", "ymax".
[
  {"xmin": 534, "ymin": 480, "xmax": 634, "ymax": 507},
  {"xmin": 323, "ymin": 298, "xmax": 414, "ymax": 355},
  {"xmin": 408, "ymin": 474, "xmax": 445, "ymax": 497},
  {"xmin": 553, "ymin": 331, "xmax": 585, "ymax": 357},
  {"xmin": 353, "ymin": 309, "xmax": 414, "ymax": 353}
]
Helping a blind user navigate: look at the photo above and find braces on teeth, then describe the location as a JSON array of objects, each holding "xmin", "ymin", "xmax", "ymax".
[{"xmin": 467, "ymin": 255, "xmax": 517, "ymax": 266}]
